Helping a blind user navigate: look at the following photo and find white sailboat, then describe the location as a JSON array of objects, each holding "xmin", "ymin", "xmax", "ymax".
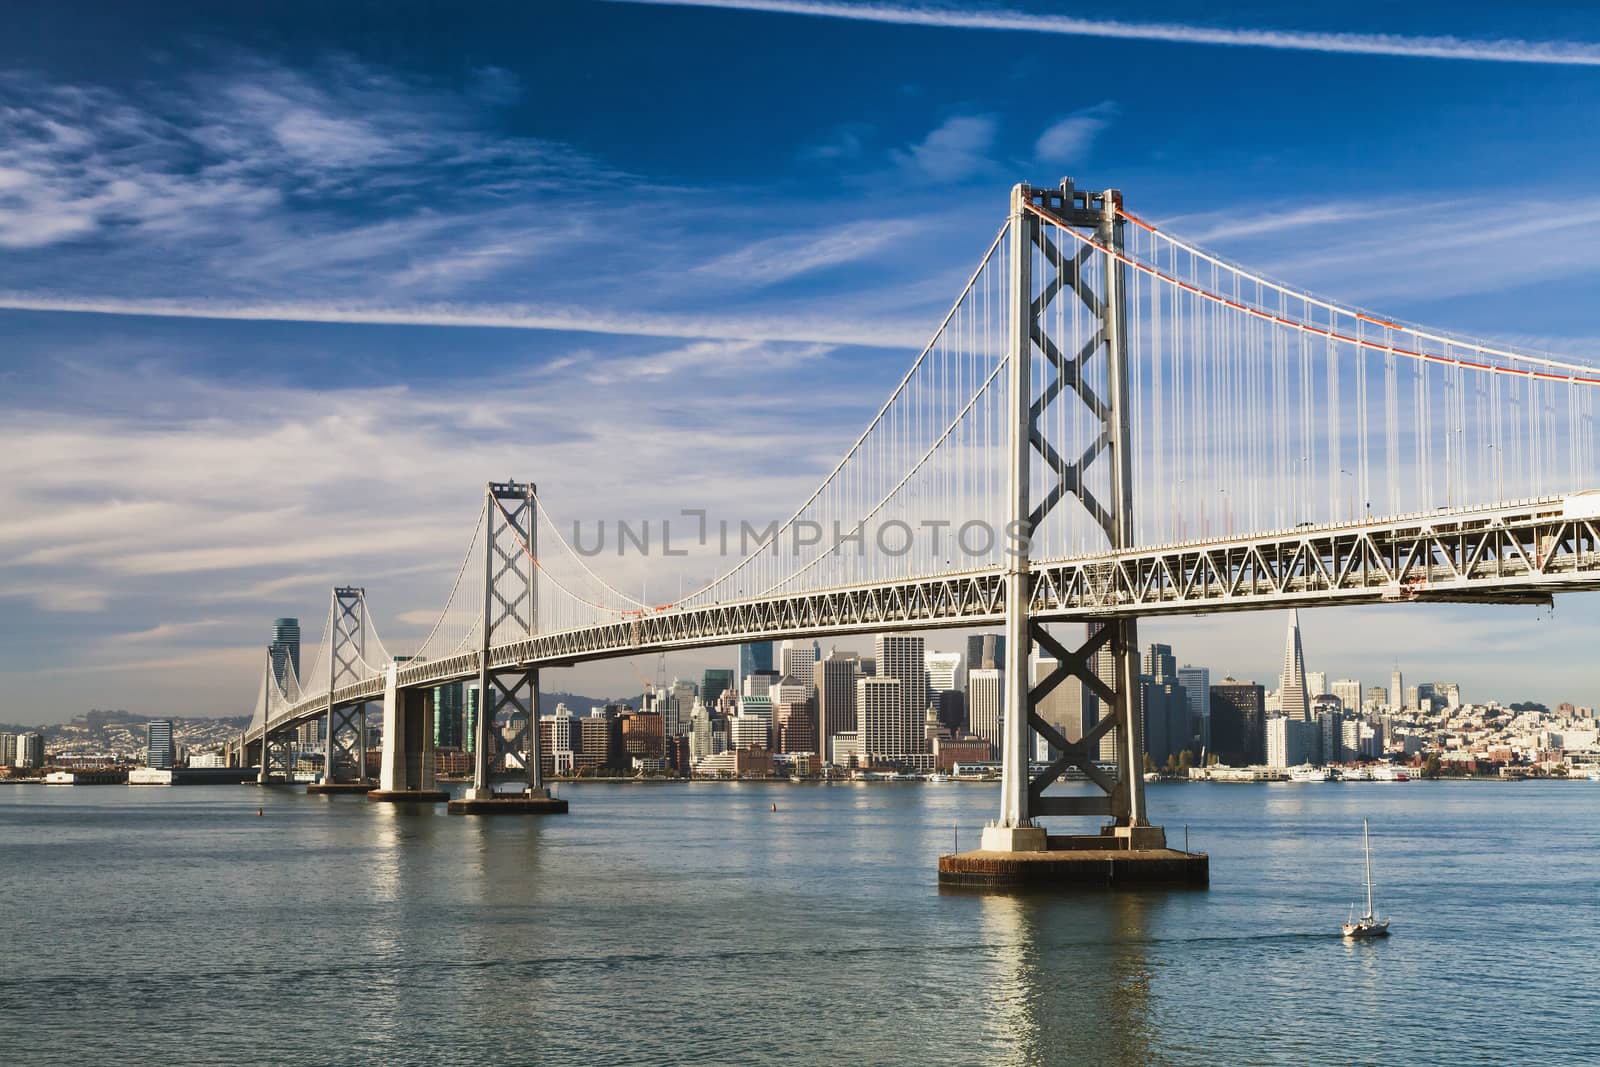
[{"xmin": 1342, "ymin": 818, "xmax": 1391, "ymax": 939}]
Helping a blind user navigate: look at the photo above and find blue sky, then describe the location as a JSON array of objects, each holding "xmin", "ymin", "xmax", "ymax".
[{"xmin": 5, "ymin": 0, "xmax": 1600, "ymax": 724}]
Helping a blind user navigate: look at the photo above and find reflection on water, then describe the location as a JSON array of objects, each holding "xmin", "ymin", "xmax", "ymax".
[{"xmin": 977, "ymin": 891, "xmax": 1167, "ymax": 1066}]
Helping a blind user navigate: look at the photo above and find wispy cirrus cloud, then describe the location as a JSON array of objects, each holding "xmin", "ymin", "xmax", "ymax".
[
  {"xmin": 1034, "ymin": 102, "xmax": 1117, "ymax": 164},
  {"xmin": 892, "ymin": 114, "xmax": 998, "ymax": 182},
  {"xmin": 0, "ymin": 292, "xmax": 923, "ymax": 347},
  {"xmin": 607, "ymin": 0, "xmax": 1600, "ymax": 65}
]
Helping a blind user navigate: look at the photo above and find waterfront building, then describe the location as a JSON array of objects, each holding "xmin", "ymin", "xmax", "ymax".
[
  {"xmin": 814, "ymin": 650, "xmax": 859, "ymax": 763},
  {"xmin": 856, "ymin": 676, "xmax": 911, "ymax": 766},
  {"xmin": 1278, "ymin": 610, "xmax": 1310, "ymax": 722},
  {"xmin": 1176, "ymin": 665, "xmax": 1211, "ymax": 750},
  {"xmin": 1210, "ymin": 678, "xmax": 1266, "ymax": 766},
  {"xmin": 15, "ymin": 733, "xmax": 43, "ymax": 770},
  {"xmin": 0, "ymin": 733, "xmax": 15, "ymax": 766},
  {"xmin": 1141, "ymin": 677, "xmax": 1192, "ymax": 765},
  {"xmin": 967, "ymin": 668, "xmax": 1003, "ymax": 756},
  {"xmin": 1266, "ymin": 714, "xmax": 1316, "ymax": 768},
  {"xmin": 621, "ymin": 712, "xmax": 666, "ymax": 761},
  {"xmin": 146, "ymin": 720, "xmax": 175, "ymax": 769},
  {"xmin": 738, "ymin": 641, "xmax": 774, "ymax": 689}
]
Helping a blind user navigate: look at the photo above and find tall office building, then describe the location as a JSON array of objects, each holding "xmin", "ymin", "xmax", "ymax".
[
  {"xmin": 776, "ymin": 697, "xmax": 817, "ymax": 754},
  {"xmin": 966, "ymin": 634, "xmax": 1005, "ymax": 675},
  {"xmin": 15, "ymin": 733, "xmax": 43, "ymax": 769},
  {"xmin": 668, "ymin": 678, "xmax": 697, "ymax": 737},
  {"xmin": 1175, "ymin": 665, "xmax": 1211, "ymax": 750},
  {"xmin": 701, "ymin": 668, "xmax": 735, "ymax": 710},
  {"xmin": 463, "ymin": 685, "xmax": 481, "ymax": 754},
  {"xmin": 146, "ymin": 720, "xmax": 175, "ymax": 769},
  {"xmin": 967, "ymin": 668, "xmax": 1003, "ymax": 755},
  {"xmin": 1031, "ymin": 656, "xmax": 1077, "ymax": 760},
  {"xmin": 1278, "ymin": 610, "xmax": 1311, "ymax": 722},
  {"xmin": 1390, "ymin": 667, "xmax": 1404, "ymax": 710},
  {"xmin": 738, "ymin": 642, "xmax": 774, "ymax": 688},
  {"xmin": 269, "ymin": 617, "xmax": 301, "ymax": 688},
  {"xmin": 875, "ymin": 634, "xmax": 928, "ymax": 757},
  {"xmin": 925, "ymin": 651, "xmax": 962, "ymax": 694},
  {"xmin": 1332, "ymin": 678, "xmax": 1363, "ymax": 712},
  {"xmin": 779, "ymin": 640, "xmax": 819, "ymax": 689},
  {"xmin": 433, "ymin": 682, "xmax": 465, "ymax": 748},
  {"xmin": 1143, "ymin": 643, "xmax": 1177, "ymax": 683},
  {"xmin": 1210, "ymin": 678, "xmax": 1267, "ymax": 765},
  {"xmin": 1306, "ymin": 671, "xmax": 1328, "ymax": 699},
  {"xmin": 1142, "ymin": 677, "xmax": 1192, "ymax": 765},
  {"xmin": 814, "ymin": 650, "xmax": 859, "ymax": 763},
  {"xmin": 856, "ymin": 676, "xmax": 906, "ymax": 765}
]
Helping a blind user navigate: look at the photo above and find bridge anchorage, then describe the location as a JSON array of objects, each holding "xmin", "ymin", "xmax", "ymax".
[{"xmin": 237, "ymin": 176, "xmax": 1600, "ymax": 883}]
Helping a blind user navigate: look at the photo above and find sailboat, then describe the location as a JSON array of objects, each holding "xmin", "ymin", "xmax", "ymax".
[{"xmin": 1342, "ymin": 818, "xmax": 1391, "ymax": 939}]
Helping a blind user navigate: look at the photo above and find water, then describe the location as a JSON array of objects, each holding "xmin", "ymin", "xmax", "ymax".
[{"xmin": 2, "ymin": 779, "xmax": 1597, "ymax": 1065}]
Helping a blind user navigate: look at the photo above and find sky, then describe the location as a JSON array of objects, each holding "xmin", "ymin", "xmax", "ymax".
[{"xmin": 5, "ymin": 0, "xmax": 1600, "ymax": 725}]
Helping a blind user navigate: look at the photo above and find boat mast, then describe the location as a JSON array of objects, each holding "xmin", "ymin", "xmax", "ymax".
[{"xmin": 1363, "ymin": 818, "xmax": 1375, "ymax": 918}]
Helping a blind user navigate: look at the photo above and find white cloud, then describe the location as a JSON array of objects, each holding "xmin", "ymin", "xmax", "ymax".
[
  {"xmin": 609, "ymin": 0, "xmax": 1600, "ymax": 66},
  {"xmin": 1034, "ymin": 102, "xmax": 1116, "ymax": 164},
  {"xmin": 894, "ymin": 115, "xmax": 997, "ymax": 183}
]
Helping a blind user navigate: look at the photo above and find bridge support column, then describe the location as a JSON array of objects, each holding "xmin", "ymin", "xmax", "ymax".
[
  {"xmin": 370, "ymin": 663, "xmax": 447, "ymax": 803},
  {"xmin": 451, "ymin": 481, "xmax": 567, "ymax": 816},
  {"xmin": 951, "ymin": 180, "xmax": 1197, "ymax": 883}
]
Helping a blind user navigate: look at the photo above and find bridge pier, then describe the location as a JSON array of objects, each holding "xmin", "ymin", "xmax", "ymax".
[
  {"xmin": 369, "ymin": 665, "xmax": 448, "ymax": 803},
  {"xmin": 941, "ymin": 180, "xmax": 1200, "ymax": 888},
  {"xmin": 448, "ymin": 481, "xmax": 567, "ymax": 816}
]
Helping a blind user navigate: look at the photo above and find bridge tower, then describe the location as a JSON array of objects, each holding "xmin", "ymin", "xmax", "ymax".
[
  {"xmin": 465, "ymin": 481, "xmax": 548, "ymax": 802},
  {"xmin": 983, "ymin": 180, "xmax": 1163, "ymax": 852},
  {"xmin": 315, "ymin": 586, "xmax": 374, "ymax": 788}
]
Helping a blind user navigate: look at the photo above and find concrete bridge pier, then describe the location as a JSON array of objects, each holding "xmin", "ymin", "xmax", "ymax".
[{"xmin": 369, "ymin": 665, "xmax": 448, "ymax": 803}]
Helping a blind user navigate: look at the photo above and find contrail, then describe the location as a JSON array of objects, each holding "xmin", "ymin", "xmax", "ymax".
[
  {"xmin": 0, "ymin": 293, "xmax": 919, "ymax": 348},
  {"xmin": 605, "ymin": 0, "xmax": 1600, "ymax": 65}
]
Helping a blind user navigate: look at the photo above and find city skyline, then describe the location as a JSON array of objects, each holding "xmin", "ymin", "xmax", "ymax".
[{"xmin": 6, "ymin": 1, "xmax": 1600, "ymax": 721}]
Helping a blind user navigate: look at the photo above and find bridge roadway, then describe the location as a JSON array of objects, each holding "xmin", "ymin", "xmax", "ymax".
[{"xmin": 245, "ymin": 493, "xmax": 1600, "ymax": 748}]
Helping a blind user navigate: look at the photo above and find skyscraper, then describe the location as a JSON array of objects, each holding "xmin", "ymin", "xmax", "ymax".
[
  {"xmin": 0, "ymin": 733, "xmax": 15, "ymax": 766},
  {"xmin": 1306, "ymin": 671, "xmax": 1328, "ymax": 699},
  {"xmin": 1278, "ymin": 610, "xmax": 1310, "ymax": 722},
  {"xmin": 701, "ymin": 669, "xmax": 735, "ymax": 709},
  {"xmin": 1210, "ymin": 678, "xmax": 1266, "ymax": 765},
  {"xmin": 779, "ymin": 639, "xmax": 819, "ymax": 685},
  {"xmin": 875, "ymin": 634, "xmax": 928, "ymax": 758},
  {"xmin": 966, "ymin": 633, "xmax": 1004, "ymax": 675},
  {"xmin": 856, "ymin": 676, "xmax": 904, "ymax": 765},
  {"xmin": 668, "ymin": 678, "xmax": 697, "ymax": 737},
  {"xmin": 1143, "ymin": 643, "xmax": 1177, "ymax": 683},
  {"xmin": 15, "ymin": 733, "xmax": 43, "ymax": 769},
  {"xmin": 1332, "ymin": 678, "xmax": 1363, "ymax": 712},
  {"xmin": 1390, "ymin": 667, "xmax": 1404, "ymax": 710},
  {"xmin": 814, "ymin": 649, "xmax": 859, "ymax": 763},
  {"xmin": 434, "ymin": 682, "xmax": 465, "ymax": 748},
  {"xmin": 269, "ymin": 617, "xmax": 301, "ymax": 688},
  {"xmin": 738, "ymin": 642, "xmax": 774, "ymax": 688},
  {"xmin": 464, "ymin": 684, "xmax": 481, "ymax": 754},
  {"xmin": 147, "ymin": 720, "xmax": 175, "ymax": 769},
  {"xmin": 1176, "ymin": 665, "xmax": 1211, "ymax": 750},
  {"xmin": 967, "ymin": 668, "xmax": 1003, "ymax": 755}
]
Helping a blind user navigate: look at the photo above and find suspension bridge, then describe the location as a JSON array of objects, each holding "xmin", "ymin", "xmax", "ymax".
[{"xmin": 238, "ymin": 180, "xmax": 1600, "ymax": 860}]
